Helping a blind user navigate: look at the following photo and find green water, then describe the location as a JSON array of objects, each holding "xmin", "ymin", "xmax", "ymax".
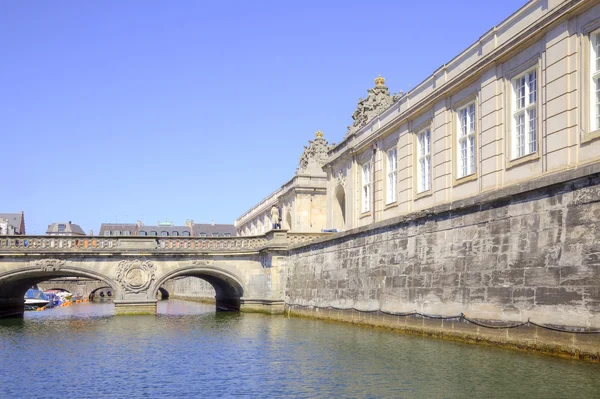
[{"xmin": 0, "ymin": 299, "xmax": 598, "ymax": 398}]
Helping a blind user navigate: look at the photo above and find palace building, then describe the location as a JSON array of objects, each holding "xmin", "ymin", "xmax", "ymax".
[{"xmin": 236, "ymin": 0, "xmax": 600, "ymax": 235}]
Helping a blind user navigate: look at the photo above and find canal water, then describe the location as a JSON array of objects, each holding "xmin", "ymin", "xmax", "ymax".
[{"xmin": 1, "ymin": 300, "xmax": 599, "ymax": 399}]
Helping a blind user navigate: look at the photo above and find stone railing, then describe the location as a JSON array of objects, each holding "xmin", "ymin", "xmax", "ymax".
[
  {"xmin": 0, "ymin": 235, "xmax": 270, "ymax": 253},
  {"xmin": 286, "ymin": 233, "xmax": 331, "ymax": 246},
  {"xmin": 0, "ymin": 232, "xmax": 332, "ymax": 254}
]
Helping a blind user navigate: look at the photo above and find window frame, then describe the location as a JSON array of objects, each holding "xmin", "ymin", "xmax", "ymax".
[
  {"xmin": 415, "ymin": 127, "xmax": 432, "ymax": 194},
  {"xmin": 511, "ymin": 68, "xmax": 537, "ymax": 159},
  {"xmin": 504, "ymin": 56, "xmax": 541, "ymax": 168},
  {"xmin": 454, "ymin": 100, "xmax": 478, "ymax": 181},
  {"xmin": 361, "ymin": 160, "xmax": 371, "ymax": 213},
  {"xmin": 584, "ymin": 25, "xmax": 600, "ymax": 144},
  {"xmin": 385, "ymin": 147, "xmax": 398, "ymax": 205}
]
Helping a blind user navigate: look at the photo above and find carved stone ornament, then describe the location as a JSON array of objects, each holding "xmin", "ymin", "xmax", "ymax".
[
  {"xmin": 115, "ymin": 259, "xmax": 156, "ymax": 294},
  {"xmin": 193, "ymin": 259, "xmax": 214, "ymax": 266},
  {"xmin": 32, "ymin": 259, "xmax": 66, "ymax": 272},
  {"xmin": 336, "ymin": 170, "xmax": 346, "ymax": 189},
  {"xmin": 296, "ymin": 131, "xmax": 332, "ymax": 175},
  {"xmin": 345, "ymin": 76, "xmax": 401, "ymax": 137}
]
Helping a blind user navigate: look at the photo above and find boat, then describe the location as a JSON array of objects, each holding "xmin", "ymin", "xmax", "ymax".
[
  {"xmin": 42, "ymin": 291, "xmax": 60, "ymax": 308},
  {"xmin": 24, "ymin": 288, "xmax": 50, "ymax": 309}
]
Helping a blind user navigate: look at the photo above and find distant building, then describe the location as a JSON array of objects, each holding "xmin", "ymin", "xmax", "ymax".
[
  {"xmin": 191, "ymin": 221, "xmax": 236, "ymax": 237},
  {"xmin": 97, "ymin": 219, "xmax": 236, "ymax": 237},
  {"xmin": 99, "ymin": 223, "xmax": 138, "ymax": 236},
  {"xmin": 46, "ymin": 221, "xmax": 86, "ymax": 236},
  {"xmin": 0, "ymin": 212, "xmax": 26, "ymax": 235},
  {"xmin": 138, "ymin": 220, "xmax": 191, "ymax": 237}
]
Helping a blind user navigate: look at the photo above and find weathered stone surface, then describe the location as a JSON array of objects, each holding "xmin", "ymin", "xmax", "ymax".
[{"xmin": 287, "ymin": 174, "xmax": 600, "ymax": 328}]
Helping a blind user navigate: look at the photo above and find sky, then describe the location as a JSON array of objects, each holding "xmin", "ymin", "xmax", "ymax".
[{"xmin": 2, "ymin": 0, "xmax": 528, "ymax": 235}]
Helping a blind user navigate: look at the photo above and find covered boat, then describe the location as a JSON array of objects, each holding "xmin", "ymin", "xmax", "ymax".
[{"xmin": 24, "ymin": 289, "xmax": 50, "ymax": 309}]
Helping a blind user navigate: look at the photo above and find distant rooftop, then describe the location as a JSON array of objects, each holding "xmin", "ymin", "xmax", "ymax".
[{"xmin": 46, "ymin": 222, "xmax": 86, "ymax": 236}]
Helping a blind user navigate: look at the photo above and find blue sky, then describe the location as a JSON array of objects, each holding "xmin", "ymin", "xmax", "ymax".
[{"xmin": 2, "ymin": 0, "xmax": 527, "ymax": 234}]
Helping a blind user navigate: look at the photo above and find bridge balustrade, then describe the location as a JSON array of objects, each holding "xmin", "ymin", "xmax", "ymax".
[{"xmin": 0, "ymin": 232, "xmax": 332, "ymax": 253}]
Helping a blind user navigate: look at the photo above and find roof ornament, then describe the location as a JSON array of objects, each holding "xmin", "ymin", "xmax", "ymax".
[
  {"xmin": 296, "ymin": 130, "xmax": 331, "ymax": 175},
  {"xmin": 345, "ymin": 75, "xmax": 402, "ymax": 137}
]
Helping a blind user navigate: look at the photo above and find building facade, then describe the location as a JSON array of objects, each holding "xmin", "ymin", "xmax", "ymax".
[
  {"xmin": 235, "ymin": 131, "xmax": 330, "ymax": 236},
  {"xmin": 0, "ymin": 212, "xmax": 26, "ymax": 235},
  {"xmin": 46, "ymin": 222, "xmax": 86, "ymax": 236},
  {"xmin": 98, "ymin": 220, "xmax": 236, "ymax": 237},
  {"xmin": 99, "ymin": 223, "xmax": 138, "ymax": 236},
  {"xmin": 324, "ymin": 0, "xmax": 600, "ymax": 231}
]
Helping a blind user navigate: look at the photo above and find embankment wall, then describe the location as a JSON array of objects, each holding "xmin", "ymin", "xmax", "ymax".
[{"xmin": 286, "ymin": 167, "xmax": 600, "ymax": 359}]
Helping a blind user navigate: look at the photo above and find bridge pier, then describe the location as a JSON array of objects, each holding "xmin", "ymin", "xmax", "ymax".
[
  {"xmin": 240, "ymin": 299, "xmax": 285, "ymax": 315},
  {"xmin": 0, "ymin": 298, "xmax": 24, "ymax": 318},
  {"xmin": 113, "ymin": 299, "xmax": 157, "ymax": 315}
]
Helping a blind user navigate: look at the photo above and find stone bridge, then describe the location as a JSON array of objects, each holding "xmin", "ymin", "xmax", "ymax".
[{"xmin": 0, "ymin": 230, "xmax": 326, "ymax": 317}]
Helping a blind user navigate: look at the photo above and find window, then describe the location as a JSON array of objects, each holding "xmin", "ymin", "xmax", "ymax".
[
  {"xmin": 57, "ymin": 224, "xmax": 66, "ymax": 232},
  {"xmin": 200, "ymin": 233, "xmax": 207, "ymax": 237},
  {"xmin": 212, "ymin": 233, "xmax": 220, "ymax": 237},
  {"xmin": 104, "ymin": 231, "xmax": 111, "ymax": 236},
  {"xmin": 590, "ymin": 30, "xmax": 600, "ymax": 131},
  {"xmin": 113, "ymin": 230, "xmax": 121, "ymax": 236},
  {"xmin": 161, "ymin": 231, "xmax": 168, "ymax": 236},
  {"xmin": 182, "ymin": 231, "xmax": 190, "ymax": 236},
  {"xmin": 457, "ymin": 102, "xmax": 476, "ymax": 178},
  {"xmin": 124, "ymin": 230, "xmax": 131, "ymax": 236},
  {"xmin": 224, "ymin": 233, "xmax": 231, "ymax": 237},
  {"xmin": 150, "ymin": 231, "xmax": 157, "ymax": 236},
  {"xmin": 172, "ymin": 231, "xmax": 179, "ymax": 236},
  {"xmin": 511, "ymin": 69, "xmax": 537, "ymax": 158},
  {"xmin": 361, "ymin": 161, "xmax": 371, "ymax": 212},
  {"xmin": 386, "ymin": 148, "xmax": 397, "ymax": 204},
  {"xmin": 139, "ymin": 231, "xmax": 147, "ymax": 236},
  {"xmin": 417, "ymin": 128, "xmax": 431, "ymax": 192}
]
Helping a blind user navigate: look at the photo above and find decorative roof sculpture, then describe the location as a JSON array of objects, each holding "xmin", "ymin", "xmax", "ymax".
[
  {"xmin": 296, "ymin": 130, "xmax": 331, "ymax": 175},
  {"xmin": 345, "ymin": 75, "xmax": 402, "ymax": 137}
]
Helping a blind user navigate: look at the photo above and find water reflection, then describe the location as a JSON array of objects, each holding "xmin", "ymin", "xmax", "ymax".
[{"xmin": 0, "ymin": 300, "xmax": 598, "ymax": 398}]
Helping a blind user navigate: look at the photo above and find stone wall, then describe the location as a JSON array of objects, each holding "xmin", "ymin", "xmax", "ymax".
[
  {"xmin": 167, "ymin": 277, "xmax": 216, "ymax": 303},
  {"xmin": 287, "ymin": 167, "xmax": 600, "ymax": 331}
]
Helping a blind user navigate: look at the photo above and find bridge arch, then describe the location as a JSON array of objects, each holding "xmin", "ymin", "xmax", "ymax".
[
  {"xmin": 89, "ymin": 285, "xmax": 114, "ymax": 301},
  {"xmin": 152, "ymin": 265, "xmax": 246, "ymax": 311},
  {"xmin": 0, "ymin": 266, "xmax": 121, "ymax": 317}
]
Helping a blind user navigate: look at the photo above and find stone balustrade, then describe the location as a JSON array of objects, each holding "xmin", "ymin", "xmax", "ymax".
[{"xmin": 0, "ymin": 231, "xmax": 332, "ymax": 254}]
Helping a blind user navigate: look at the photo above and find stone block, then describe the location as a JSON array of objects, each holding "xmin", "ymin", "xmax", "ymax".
[
  {"xmin": 524, "ymin": 267, "xmax": 560, "ymax": 286},
  {"xmin": 486, "ymin": 286, "xmax": 513, "ymax": 305},
  {"xmin": 535, "ymin": 287, "xmax": 582, "ymax": 306}
]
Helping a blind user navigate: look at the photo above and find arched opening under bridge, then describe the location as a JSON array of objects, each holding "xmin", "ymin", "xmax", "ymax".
[
  {"xmin": 89, "ymin": 286, "xmax": 114, "ymax": 302},
  {"xmin": 153, "ymin": 267, "xmax": 245, "ymax": 312},
  {"xmin": 0, "ymin": 267, "xmax": 119, "ymax": 318}
]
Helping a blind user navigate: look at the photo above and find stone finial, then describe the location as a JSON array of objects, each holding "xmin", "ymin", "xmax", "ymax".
[
  {"xmin": 316, "ymin": 130, "xmax": 323, "ymax": 138},
  {"xmin": 375, "ymin": 75, "xmax": 385, "ymax": 86}
]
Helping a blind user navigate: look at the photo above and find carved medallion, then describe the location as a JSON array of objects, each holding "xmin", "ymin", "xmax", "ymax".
[
  {"xmin": 32, "ymin": 259, "xmax": 66, "ymax": 272},
  {"xmin": 115, "ymin": 259, "xmax": 155, "ymax": 293}
]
